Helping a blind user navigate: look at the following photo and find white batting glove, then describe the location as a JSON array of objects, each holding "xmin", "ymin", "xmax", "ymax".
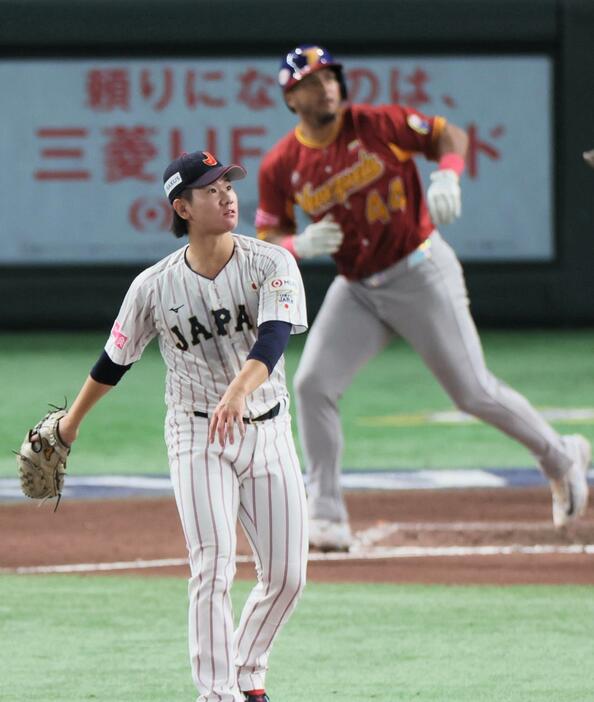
[
  {"xmin": 293, "ymin": 215, "xmax": 344, "ymax": 259},
  {"xmin": 583, "ymin": 149, "xmax": 594, "ymax": 169},
  {"xmin": 426, "ymin": 169, "xmax": 462, "ymax": 226}
]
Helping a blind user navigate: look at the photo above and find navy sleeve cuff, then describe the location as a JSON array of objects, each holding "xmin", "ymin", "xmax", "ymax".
[
  {"xmin": 90, "ymin": 350, "xmax": 132, "ymax": 386},
  {"xmin": 247, "ymin": 320, "xmax": 292, "ymax": 375}
]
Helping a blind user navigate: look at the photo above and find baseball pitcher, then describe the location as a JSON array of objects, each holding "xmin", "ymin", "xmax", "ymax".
[{"xmin": 19, "ymin": 151, "xmax": 308, "ymax": 702}]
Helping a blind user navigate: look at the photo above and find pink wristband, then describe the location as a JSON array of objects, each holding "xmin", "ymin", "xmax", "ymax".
[
  {"xmin": 280, "ymin": 235, "xmax": 298, "ymax": 258},
  {"xmin": 438, "ymin": 153, "xmax": 465, "ymax": 176}
]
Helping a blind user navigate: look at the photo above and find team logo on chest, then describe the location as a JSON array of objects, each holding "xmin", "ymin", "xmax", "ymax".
[
  {"xmin": 295, "ymin": 150, "xmax": 384, "ymax": 216},
  {"xmin": 169, "ymin": 304, "xmax": 254, "ymax": 351}
]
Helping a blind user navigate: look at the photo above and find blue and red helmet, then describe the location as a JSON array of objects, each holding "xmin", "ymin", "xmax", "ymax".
[{"xmin": 278, "ymin": 44, "xmax": 348, "ymax": 100}]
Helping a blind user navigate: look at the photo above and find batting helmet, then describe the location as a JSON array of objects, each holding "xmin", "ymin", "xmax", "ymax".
[{"xmin": 278, "ymin": 45, "xmax": 348, "ymax": 100}]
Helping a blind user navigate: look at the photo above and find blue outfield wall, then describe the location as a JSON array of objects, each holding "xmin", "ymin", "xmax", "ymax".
[{"xmin": 0, "ymin": 0, "xmax": 593, "ymax": 328}]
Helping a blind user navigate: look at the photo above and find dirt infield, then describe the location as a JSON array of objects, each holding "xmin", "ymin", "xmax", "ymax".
[{"xmin": 2, "ymin": 487, "xmax": 593, "ymax": 584}]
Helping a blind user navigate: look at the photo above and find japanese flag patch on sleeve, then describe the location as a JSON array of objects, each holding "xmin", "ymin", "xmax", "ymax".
[{"xmin": 259, "ymin": 275, "xmax": 307, "ymax": 333}]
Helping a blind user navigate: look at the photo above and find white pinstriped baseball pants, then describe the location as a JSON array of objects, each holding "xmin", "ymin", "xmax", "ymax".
[
  {"xmin": 166, "ymin": 408, "xmax": 308, "ymax": 702},
  {"xmin": 295, "ymin": 231, "xmax": 573, "ymax": 523}
]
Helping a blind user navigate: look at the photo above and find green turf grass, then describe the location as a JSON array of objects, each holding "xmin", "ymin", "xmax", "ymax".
[
  {"xmin": 1, "ymin": 574, "xmax": 593, "ymax": 701},
  {"xmin": 1, "ymin": 329, "xmax": 593, "ymax": 477}
]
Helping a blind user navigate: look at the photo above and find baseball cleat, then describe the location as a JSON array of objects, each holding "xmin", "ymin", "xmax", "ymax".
[
  {"xmin": 244, "ymin": 694, "xmax": 270, "ymax": 702},
  {"xmin": 308, "ymin": 518, "xmax": 352, "ymax": 552},
  {"xmin": 549, "ymin": 434, "xmax": 591, "ymax": 528}
]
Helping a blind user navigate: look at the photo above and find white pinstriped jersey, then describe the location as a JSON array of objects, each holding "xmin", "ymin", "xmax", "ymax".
[{"xmin": 104, "ymin": 234, "xmax": 308, "ymax": 416}]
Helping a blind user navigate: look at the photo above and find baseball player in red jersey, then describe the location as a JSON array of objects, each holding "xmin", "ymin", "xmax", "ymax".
[
  {"xmin": 256, "ymin": 45, "xmax": 591, "ymax": 551},
  {"xmin": 56, "ymin": 151, "xmax": 308, "ymax": 702}
]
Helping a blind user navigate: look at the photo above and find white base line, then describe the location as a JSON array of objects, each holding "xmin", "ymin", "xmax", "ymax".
[
  {"xmin": 359, "ymin": 520, "xmax": 558, "ymax": 533},
  {"xmin": 2, "ymin": 543, "xmax": 594, "ymax": 575},
  {"xmin": 351, "ymin": 521, "xmax": 563, "ymax": 547}
]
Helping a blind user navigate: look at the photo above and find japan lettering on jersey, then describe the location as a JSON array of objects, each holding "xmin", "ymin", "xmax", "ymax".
[
  {"xmin": 104, "ymin": 235, "xmax": 307, "ymax": 416},
  {"xmin": 256, "ymin": 104, "xmax": 446, "ymax": 280}
]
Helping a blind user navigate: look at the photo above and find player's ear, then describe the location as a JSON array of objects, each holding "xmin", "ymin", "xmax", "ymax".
[
  {"xmin": 172, "ymin": 197, "xmax": 191, "ymax": 221},
  {"xmin": 284, "ymin": 90, "xmax": 297, "ymax": 111}
]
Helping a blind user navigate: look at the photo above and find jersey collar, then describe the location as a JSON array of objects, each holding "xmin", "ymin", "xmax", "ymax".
[
  {"xmin": 294, "ymin": 108, "xmax": 345, "ymax": 149},
  {"xmin": 183, "ymin": 241, "xmax": 236, "ymax": 281}
]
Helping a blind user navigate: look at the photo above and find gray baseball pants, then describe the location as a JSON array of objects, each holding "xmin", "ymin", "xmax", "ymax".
[{"xmin": 294, "ymin": 232, "xmax": 572, "ymax": 523}]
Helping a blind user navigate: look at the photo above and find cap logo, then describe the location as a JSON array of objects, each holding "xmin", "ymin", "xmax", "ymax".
[
  {"xmin": 164, "ymin": 171, "xmax": 183, "ymax": 197},
  {"xmin": 202, "ymin": 151, "xmax": 218, "ymax": 166},
  {"xmin": 304, "ymin": 46, "xmax": 323, "ymax": 67}
]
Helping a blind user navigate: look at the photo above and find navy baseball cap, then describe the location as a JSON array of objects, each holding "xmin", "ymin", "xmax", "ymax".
[{"xmin": 163, "ymin": 150, "xmax": 246, "ymax": 204}]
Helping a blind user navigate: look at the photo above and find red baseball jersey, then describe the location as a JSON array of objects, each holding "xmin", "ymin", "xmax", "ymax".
[{"xmin": 256, "ymin": 104, "xmax": 445, "ymax": 280}]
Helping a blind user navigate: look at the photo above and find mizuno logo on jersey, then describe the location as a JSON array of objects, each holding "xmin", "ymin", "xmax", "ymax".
[
  {"xmin": 295, "ymin": 150, "xmax": 384, "ymax": 216},
  {"xmin": 169, "ymin": 304, "xmax": 254, "ymax": 351}
]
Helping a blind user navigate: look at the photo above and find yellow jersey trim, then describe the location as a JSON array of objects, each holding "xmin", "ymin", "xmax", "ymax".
[
  {"xmin": 432, "ymin": 116, "xmax": 446, "ymax": 145},
  {"xmin": 295, "ymin": 110, "xmax": 345, "ymax": 149},
  {"xmin": 388, "ymin": 142, "xmax": 413, "ymax": 162}
]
